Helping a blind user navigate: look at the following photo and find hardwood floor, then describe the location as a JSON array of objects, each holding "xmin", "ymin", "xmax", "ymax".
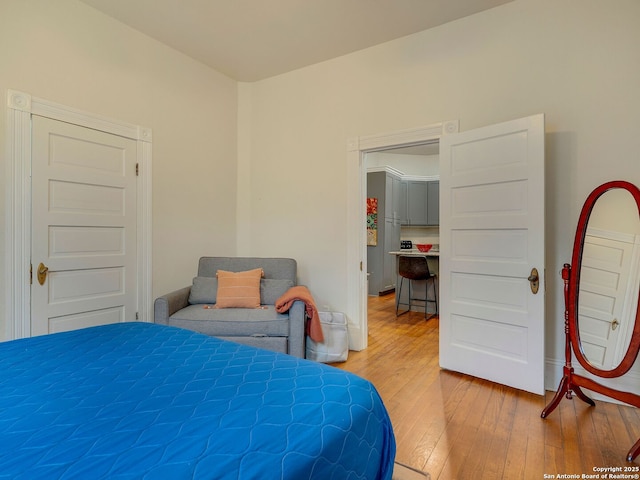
[{"xmin": 336, "ymin": 294, "xmax": 640, "ymax": 479}]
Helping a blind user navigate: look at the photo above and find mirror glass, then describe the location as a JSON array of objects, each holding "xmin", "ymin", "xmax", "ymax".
[{"xmin": 577, "ymin": 188, "xmax": 640, "ymax": 371}]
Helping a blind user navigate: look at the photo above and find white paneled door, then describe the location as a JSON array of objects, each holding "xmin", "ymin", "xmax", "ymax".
[
  {"xmin": 439, "ymin": 114, "xmax": 546, "ymax": 395},
  {"xmin": 31, "ymin": 116, "xmax": 138, "ymax": 336},
  {"xmin": 580, "ymin": 230, "xmax": 640, "ymax": 370}
]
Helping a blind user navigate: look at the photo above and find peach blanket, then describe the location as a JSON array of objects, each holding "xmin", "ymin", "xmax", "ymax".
[{"xmin": 275, "ymin": 286, "xmax": 324, "ymax": 343}]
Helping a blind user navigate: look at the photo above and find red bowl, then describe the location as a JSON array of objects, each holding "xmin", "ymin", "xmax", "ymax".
[{"xmin": 416, "ymin": 244, "xmax": 432, "ymax": 252}]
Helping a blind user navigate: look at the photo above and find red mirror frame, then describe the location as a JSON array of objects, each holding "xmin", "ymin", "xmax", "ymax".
[
  {"xmin": 569, "ymin": 180, "xmax": 640, "ymax": 378},
  {"xmin": 542, "ymin": 180, "xmax": 640, "ymax": 463}
]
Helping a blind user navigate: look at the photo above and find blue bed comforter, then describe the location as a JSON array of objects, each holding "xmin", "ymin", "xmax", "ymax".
[{"xmin": 0, "ymin": 322, "xmax": 395, "ymax": 479}]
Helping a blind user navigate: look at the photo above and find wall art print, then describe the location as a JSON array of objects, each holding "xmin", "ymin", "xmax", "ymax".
[{"xmin": 367, "ymin": 197, "xmax": 378, "ymax": 246}]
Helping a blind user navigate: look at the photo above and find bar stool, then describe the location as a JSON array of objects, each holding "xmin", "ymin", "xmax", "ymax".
[{"xmin": 395, "ymin": 255, "xmax": 438, "ymax": 319}]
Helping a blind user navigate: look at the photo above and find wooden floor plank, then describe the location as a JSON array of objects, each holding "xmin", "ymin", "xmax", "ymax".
[
  {"xmin": 444, "ymin": 378, "xmax": 498, "ymax": 479},
  {"xmin": 422, "ymin": 375, "xmax": 485, "ymax": 479},
  {"xmin": 336, "ymin": 295, "xmax": 640, "ymax": 479},
  {"xmin": 480, "ymin": 384, "xmax": 517, "ymax": 479},
  {"xmin": 558, "ymin": 390, "xmax": 582, "ymax": 473},
  {"xmin": 506, "ymin": 390, "xmax": 545, "ymax": 479}
]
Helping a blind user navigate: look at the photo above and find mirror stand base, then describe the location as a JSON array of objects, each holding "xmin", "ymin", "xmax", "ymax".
[
  {"xmin": 541, "ymin": 366, "xmax": 595, "ymax": 419},
  {"xmin": 542, "ymin": 365, "xmax": 640, "ymax": 462},
  {"xmin": 629, "ymin": 439, "xmax": 640, "ymax": 463}
]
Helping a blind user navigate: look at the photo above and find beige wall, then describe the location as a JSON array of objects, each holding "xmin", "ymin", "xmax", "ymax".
[
  {"xmin": 2, "ymin": 0, "xmax": 640, "ymax": 390},
  {"xmin": 239, "ymin": 0, "xmax": 640, "ymax": 387},
  {"xmin": 0, "ymin": 0, "xmax": 238, "ymax": 339}
]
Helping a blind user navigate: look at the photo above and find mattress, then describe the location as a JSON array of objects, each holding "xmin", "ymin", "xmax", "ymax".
[{"xmin": 0, "ymin": 322, "xmax": 395, "ymax": 479}]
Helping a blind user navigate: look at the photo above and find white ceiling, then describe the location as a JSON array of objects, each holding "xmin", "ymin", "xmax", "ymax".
[{"xmin": 79, "ymin": 0, "xmax": 513, "ymax": 81}]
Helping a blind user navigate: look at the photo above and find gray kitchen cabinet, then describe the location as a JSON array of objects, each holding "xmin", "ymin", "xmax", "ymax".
[
  {"xmin": 399, "ymin": 180, "xmax": 409, "ymax": 225},
  {"xmin": 384, "ymin": 174, "xmax": 402, "ymax": 219},
  {"xmin": 407, "ymin": 181, "xmax": 428, "ymax": 225},
  {"xmin": 367, "ymin": 171, "xmax": 401, "ymax": 295},
  {"xmin": 426, "ymin": 181, "xmax": 439, "ymax": 225},
  {"xmin": 405, "ymin": 180, "xmax": 439, "ymax": 226},
  {"xmin": 382, "ymin": 217, "xmax": 400, "ymax": 291}
]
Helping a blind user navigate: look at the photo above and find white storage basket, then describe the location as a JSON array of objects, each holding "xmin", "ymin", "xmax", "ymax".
[{"xmin": 306, "ymin": 311, "xmax": 349, "ymax": 363}]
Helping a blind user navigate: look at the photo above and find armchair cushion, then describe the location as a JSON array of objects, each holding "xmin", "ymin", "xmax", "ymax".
[
  {"xmin": 189, "ymin": 277, "xmax": 218, "ymax": 304},
  {"xmin": 170, "ymin": 305, "xmax": 290, "ymax": 336},
  {"xmin": 260, "ymin": 279, "xmax": 294, "ymax": 304},
  {"xmin": 188, "ymin": 277, "xmax": 294, "ymax": 306}
]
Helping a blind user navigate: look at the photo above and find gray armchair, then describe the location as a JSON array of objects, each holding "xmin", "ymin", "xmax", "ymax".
[{"xmin": 154, "ymin": 257, "xmax": 306, "ymax": 357}]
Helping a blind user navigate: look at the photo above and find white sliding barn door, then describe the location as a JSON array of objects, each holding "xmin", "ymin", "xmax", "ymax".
[
  {"xmin": 439, "ymin": 114, "xmax": 545, "ymax": 395},
  {"xmin": 31, "ymin": 116, "xmax": 138, "ymax": 336}
]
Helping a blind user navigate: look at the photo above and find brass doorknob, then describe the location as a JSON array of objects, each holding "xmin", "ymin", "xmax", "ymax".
[
  {"xmin": 528, "ymin": 267, "xmax": 540, "ymax": 294},
  {"xmin": 37, "ymin": 262, "xmax": 49, "ymax": 286}
]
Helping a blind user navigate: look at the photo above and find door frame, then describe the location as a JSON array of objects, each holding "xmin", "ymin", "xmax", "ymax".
[
  {"xmin": 5, "ymin": 89, "xmax": 153, "ymax": 340},
  {"xmin": 346, "ymin": 120, "xmax": 458, "ymax": 350}
]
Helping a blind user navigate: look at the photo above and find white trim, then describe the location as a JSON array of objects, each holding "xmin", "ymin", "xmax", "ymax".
[
  {"xmin": 365, "ymin": 166, "xmax": 405, "ymax": 176},
  {"xmin": 346, "ymin": 120, "xmax": 458, "ymax": 351},
  {"xmin": 401, "ymin": 174, "xmax": 440, "ymax": 182},
  {"xmin": 366, "ymin": 165, "xmax": 440, "ymax": 182},
  {"xmin": 357, "ymin": 122, "xmax": 457, "ymax": 152},
  {"xmin": 137, "ymin": 140, "xmax": 154, "ymax": 324},
  {"xmin": 8, "ymin": 90, "xmax": 152, "ymax": 142},
  {"xmin": 5, "ymin": 100, "xmax": 32, "ymax": 340},
  {"xmin": 5, "ymin": 90, "xmax": 153, "ymax": 340}
]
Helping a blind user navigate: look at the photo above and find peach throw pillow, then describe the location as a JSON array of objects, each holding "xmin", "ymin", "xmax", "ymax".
[{"xmin": 215, "ymin": 268, "xmax": 264, "ymax": 308}]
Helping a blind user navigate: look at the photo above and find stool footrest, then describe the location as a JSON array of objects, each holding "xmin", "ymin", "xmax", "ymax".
[{"xmin": 395, "ymin": 273, "xmax": 438, "ymax": 320}]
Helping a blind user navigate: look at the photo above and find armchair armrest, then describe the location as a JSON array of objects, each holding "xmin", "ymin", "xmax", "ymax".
[
  {"xmin": 154, "ymin": 286, "xmax": 191, "ymax": 325},
  {"xmin": 287, "ymin": 300, "xmax": 306, "ymax": 358}
]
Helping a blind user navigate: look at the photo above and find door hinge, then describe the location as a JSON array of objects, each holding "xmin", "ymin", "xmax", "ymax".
[
  {"xmin": 136, "ymin": 163, "xmax": 139, "ymax": 176},
  {"xmin": 136, "ymin": 312, "xmax": 139, "ymax": 320},
  {"xmin": 30, "ymin": 264, "xmax": 33, "ymax": 285}
]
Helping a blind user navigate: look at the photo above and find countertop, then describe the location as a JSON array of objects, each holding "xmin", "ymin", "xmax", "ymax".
[{"xmin": 389, "ymin": 249, "xmax": 439, "ymax": 257}]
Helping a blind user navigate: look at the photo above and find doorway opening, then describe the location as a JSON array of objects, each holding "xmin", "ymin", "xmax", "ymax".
[
  {"xmin": 346, "ymin": 121, "xmax": 457, "ymax": 351},
  {"xmin": 349, "ymin": 114, "xmax": 547, "ymax": 395},
  {"xmin": 364, "ymin": 142, "xmax": 441, "ymax": 342}
]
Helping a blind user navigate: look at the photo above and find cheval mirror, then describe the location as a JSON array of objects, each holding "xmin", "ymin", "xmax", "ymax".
[{"xmin": 541, "ymin": 180, "xmax": 640, "ymax": 462}]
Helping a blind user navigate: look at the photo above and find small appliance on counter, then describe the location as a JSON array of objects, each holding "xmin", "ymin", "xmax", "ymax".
[{"xmin": 400, "ymin": 240, "xmax": 413, "ymax": 250}]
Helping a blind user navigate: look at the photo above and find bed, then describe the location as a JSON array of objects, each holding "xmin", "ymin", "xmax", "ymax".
[{"xmin": 0, "ymin": 322, "xmax": 395, "ymax": 479}]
